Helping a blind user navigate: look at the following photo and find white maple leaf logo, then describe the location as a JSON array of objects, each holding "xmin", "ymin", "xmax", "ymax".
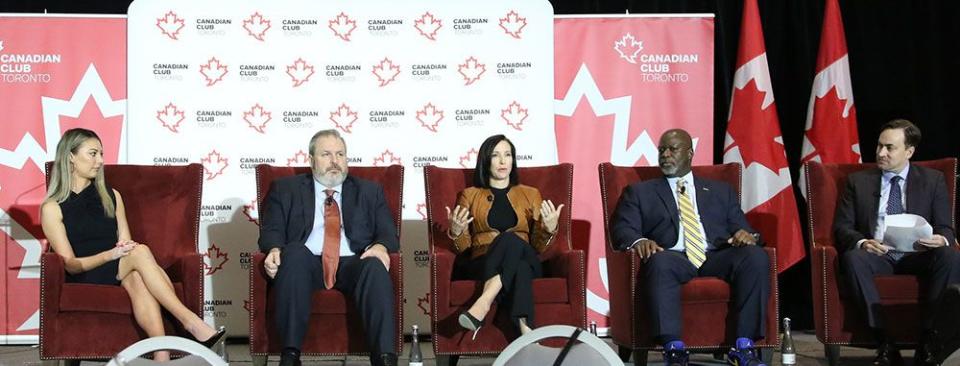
[
  {"xmin": 156, "ymin": 11, "xmax": 185, "ymax": 40},
  {"xmin": 501, "ymin": 101, "xmax": 528, "ymax": 131},
  {"xmin": 499, "ymin": 10, "xmax": 527, "ymax": 39},
  {"xmin": 286, "ymin": 58, "xmax": 315, "ymax": 87},
  {"xmin": 0, "ymin": 41, "xmax": 5, "ymax": 52},
  {"xmin": 329, "ymin": 103, "xmax": 358, "ymax": 133},
  {"xmin": 286, "ymin": 150, "xmax": 311, "ymax": 166},
  {"xmin": 328, "ymin": 12, "xmax": 357, "ymax": 41},
  {"xmin": 243, "ymin": 12, "xmax": 271, "ymax": 41},
  {"xmin": 372, "ymin": 58, "xmax": 400, "ymax": 87},
  {"xmin": 243, "ymin": 103, "xmax": 271, "ymax": 134},
  {"xmin": 242, "ymin": 200, "xmax": 260, "ymax": 226},
  {"xmin": 457, "ymin": 57, "xmax": 485, "ymax": 86},
  {"xmin": 614, "ymin": 33, "xmax": 643, "ymax": 64},
  {"xmin": 156, "ymin": 103, "xmax": 184, "ymax": 133},
  {"xmin": 200, "ymin": 150, "xmax": 229, "ymax": 180},
  {"xmin": 415, "ymin": 103, "xmax": 443, "ymax": 132},
  {"xmin": 415, "ymin": 203, "xmax": 428, "ymax": 220},
  {"xmin": 414, "ymin": 12, "xmax": 442, "ymax": 41},
  {"xmin": 202, "ymin": 243, "xmax": 230, "ymax": 275},
  {"xmin": 372, "ymin": 150, "xmax": 402, "ymax": 167},
  {"xmin": 458, "ymin": 148, "xmax": 479, "ymax": 168},
  {"xmin": 199, "ymin": 57, "xmax": 228, "ymax": 86}
]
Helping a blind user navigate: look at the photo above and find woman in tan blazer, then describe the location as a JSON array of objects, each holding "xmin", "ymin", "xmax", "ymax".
[{"xmin": 446, "ymin": 135, "xmax": 563, "ymax": 337}]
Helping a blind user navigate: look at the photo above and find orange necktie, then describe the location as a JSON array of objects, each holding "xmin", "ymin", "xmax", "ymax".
[{"xmin": 322, "ymin": 189, "xmax": 341, "ymax": 289}]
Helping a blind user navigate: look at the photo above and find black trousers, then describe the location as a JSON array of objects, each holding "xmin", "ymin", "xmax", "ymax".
[
  {"xmin": 272, "ymin": 244, "xmax": 395, "ymax": 354},
  {"xmin": 841, "ymin": 246, "xmax": 960, "ymax": 330},
  {"xmin": 643, "ymin": 246, "xmax": 770, "ymax": 343},
  {"xmin": 455, "ymin": 232, "xmax": 542, "ymax": 325}
]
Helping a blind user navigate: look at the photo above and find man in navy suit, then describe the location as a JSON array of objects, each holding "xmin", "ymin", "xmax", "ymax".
[
  {"xmin": 834, "ymin": 119, "xmax": 959, "ymax": 366},
  {"xmin": 259, "ymin": 129, "xmax": 399, "ymax": 366},
  {"xmin": 611, "ymin": 129, "xmax": 769, "ymax": 366}
]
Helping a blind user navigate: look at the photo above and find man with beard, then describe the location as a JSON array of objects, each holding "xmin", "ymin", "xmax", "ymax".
[
  {"xmin": 834, "ymin": 119, "xmax": 959, "ymax": 366},
  {"xmin": 259, "ymin": 129, "xmax": 399, "ymax": 366},
  {"xmin": 611, "ymin": 129, "xmax": 770, "ymax": 366}
]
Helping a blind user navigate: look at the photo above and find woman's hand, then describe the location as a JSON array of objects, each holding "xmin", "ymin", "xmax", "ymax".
[
  {"xmin": 445, "ymin": 205, "xmax": 474, "ymax": 237},
  {"xmin": 108, "ymin": 240, "xmax": 137, "ymax": 260},
  {"xmin": 540, "ymin": 200, "xmax": 564, "ymax": 234}
]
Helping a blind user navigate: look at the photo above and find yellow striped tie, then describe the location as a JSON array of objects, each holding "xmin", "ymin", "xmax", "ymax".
[{"xmin": 677, "ymin": 180, "xmax": 706, "ymax": 268}]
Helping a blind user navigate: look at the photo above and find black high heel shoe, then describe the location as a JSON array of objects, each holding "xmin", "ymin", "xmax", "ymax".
[
  {"xmin": 458, "ymin": 312, "xmax": 483, "ymax": 340},
  {"xmin": 197, "ymin": 326, "xmax": 227, "ymax": 348}
]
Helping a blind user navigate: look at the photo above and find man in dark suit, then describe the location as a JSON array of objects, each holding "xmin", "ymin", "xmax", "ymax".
[
  {"xmin": 834, "ymin": 119, "xmax": 959, "ymax": 366},
  {"xmin": 259, "ymin": 129, "xmax": 399, "ymax": 366},
  {"xmin": 611, "ymin": 129, "xmax": 770, "ymax": 366}
]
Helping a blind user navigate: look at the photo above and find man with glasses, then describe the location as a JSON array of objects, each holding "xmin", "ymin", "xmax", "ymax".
[{"xmin": 611, "ymin": 129, "xmax": 770, "ymax": 366}]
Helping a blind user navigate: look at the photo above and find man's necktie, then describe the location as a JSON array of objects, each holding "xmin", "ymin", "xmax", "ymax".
[
  {"xmin": 886, "ymin": 176, "xmax": 905, "ymax": 261},
  {"xmin": 677, "ymin": 180, "xmax": 706, "ymax": 268},
  {"xmin": 322, "ymin": 189, "xmax": 341, "ymax": 289}
]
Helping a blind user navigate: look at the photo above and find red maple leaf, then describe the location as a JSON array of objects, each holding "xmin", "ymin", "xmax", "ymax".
[
  {"xmin": 243, "ymin": 103, "xmax": 271, "ymax": 134},
  {"xmin": 416, "ymin": 293, "xmax": 430, "ymax": 315},
  {"xmin": 156, "ymin": 103, "xmax": 184, "ymax": 133},
  {"xmin": 458, "ymin": 148, "xmax": 478, "ymax": 168},
  {"xmin": 415, "ymin": 203, "xmax": 427, "ymax": 220},
  {"xmin": 806, "ymin": 86, "xmax": 860, "ymax": 163},
  {"xmin": 287, "ymin": 150, "xmax": 311, "ymax": 166},
  {"xmin": 202, "ymin": 243, "xmax": 230, "ymax": 275},
  {"xmin": 286, "ymin": 58, "xmax": 315, "ymax": 87},
  {"xmin": 414, "ymin": 12, "xmax": 442, "ymax": 41},
  {"xmin": 243, "ymin": 300, "xmax": 252, "ymax": 313},
  {"xmin": 328, "ymin": 12, "xmax": 357, "ymax": 41},
  {"xmin": 726, "ymin": 79, "xmax": 786, "ymax": 170},
  {"xmin": 329, "ymin": 103, "xmax": 357, "ymax": 133},
  {"xmin": 416, "ymin": 103, "xmax": 443, "ymax": 132},
  {"xmin": 500, "ymin": 101, "xmax": 528, "ymax": 131},
  {"xmin": 498, "ymin": 10, "xmax": 527, "ymax": 39},
  {"xmin": 199, "ymin": 57, "xmax": 228, "ymax": 86},
  {"xmin": 200, "ymin": 150, "xmax": 229, "ymax": 180},
  {"xmin": 373, "ymin": 150, "xmax": 401, "ymax": 167},
  {"xmin": 242, "ymin": 200, "xmax": 259, "ymax": 226},
  {"xmin": 372, "ymin": 58, "xmax": 400, "ymax": 87},
  {"xmin": 243, "ymin": 12, "xmax": 271, "ymax": 41},
  {"xmin": 156, "ymin": 11, "xmax": 185, "ymax": 40},
  {"xmin": 457, "ymin": 57, "xmax": 485, "ymax": 86}
]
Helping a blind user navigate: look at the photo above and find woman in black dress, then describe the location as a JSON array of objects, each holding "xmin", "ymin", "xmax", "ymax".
[{"xmin": 40, "ymin": 128, "xmax": 225, "ymax": 361}]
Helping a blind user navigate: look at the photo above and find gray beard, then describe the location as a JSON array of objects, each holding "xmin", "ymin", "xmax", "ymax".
[{"xmin": 316, "ymin": 172, "xmax": 346, "ymax": 187}]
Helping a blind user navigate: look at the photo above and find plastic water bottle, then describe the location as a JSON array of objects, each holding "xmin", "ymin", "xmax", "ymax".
[
  {"xmin": 781, "ymin": 317, "xmax": 796, "ymax": 365},
  {"xmin": 409, "ymin": 324, "xmax": 424, "ymax": 366}
]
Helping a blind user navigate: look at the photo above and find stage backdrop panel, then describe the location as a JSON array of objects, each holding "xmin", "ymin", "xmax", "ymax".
[
  {"xmin": 553, "ymin": 15, "xmax": 715, "ymax": 331},
  {"xmin": 127, "ymin": 0, "xmax": 555, "ymax": 336},
  {"xmin": 0, "ymin": 14, "xmax": 127, "ymax": 344}
]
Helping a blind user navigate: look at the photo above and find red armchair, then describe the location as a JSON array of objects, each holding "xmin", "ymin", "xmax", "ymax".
[
  {"xmin": 424, "ymin": 164, "xmax": 586, "ymax": 366},
  {"xmin": 598, "ymin": 162, "xmax": 779, "ymax": 365},
  {"xmin": 40, "ymin": 163, "xmax": 205, "ymax": 362},
  {"xmin": 248, "ymin": 165, "xmax": 404, "ymax": 363},
  {"xmin": 804, "ymin": 158, "xmax": 957, "ymax": 365}
]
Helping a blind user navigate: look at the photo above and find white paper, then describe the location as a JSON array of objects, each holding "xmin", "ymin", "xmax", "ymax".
[{"xmin": 883, "ymin": 214, "xmax": 934, "ymax": 252}]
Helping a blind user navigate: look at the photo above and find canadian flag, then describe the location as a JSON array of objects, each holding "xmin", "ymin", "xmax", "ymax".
[
  {"xmin": 798, "ymin": 0, "xmax": 861, "ymax": 197},
  {"xmin": 723, "ymin": 0, "xmax": 804, "ymax": 272}
]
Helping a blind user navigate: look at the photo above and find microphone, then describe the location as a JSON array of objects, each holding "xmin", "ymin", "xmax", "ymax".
[
  {"xmin": 679, "ymin": 184, "xmax": 686, "ymax": 195},
  {"xmin": 325, "ymin": 196, "xmax": 334, "ymax": 207}
]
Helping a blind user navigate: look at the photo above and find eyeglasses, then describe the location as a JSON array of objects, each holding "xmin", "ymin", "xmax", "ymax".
[{"xmin": 657, "ymin": 145, "xmax": 690, "ymax": 154}]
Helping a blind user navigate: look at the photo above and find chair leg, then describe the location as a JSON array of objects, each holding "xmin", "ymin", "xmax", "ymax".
[
  {"xmin": 633, "ymin": 350, "xmax": 648, "ymax": 366},
  {"xmin": 617, "ymin": 345, "xmax": 632, "ymax": 362},
  {"xmin": 824, "ymin": 344, "xmax": 841, "ymax": 366},
  {"xmin": 437, "ymin": 354, "xmax": 460, "ymax": 366},
  {"xmin": 251, "ymin": 354, "xmax": 268, "ymax": 366}
]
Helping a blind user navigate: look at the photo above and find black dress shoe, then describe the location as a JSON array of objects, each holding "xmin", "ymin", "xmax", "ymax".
[
  {"xmin": 915, "ymin": 333, "xmax": 943, "ymax": 366},
  {"xmin": 369, "ymin": 352, "xmax": 398, "ymax": 366},
  {"xmin": 873, "ymin": 342, "xmax": 903, "ymax": 366},
  {"xmin": 279, "ymin": 348, "xmax": 302, "ymax": 366}
]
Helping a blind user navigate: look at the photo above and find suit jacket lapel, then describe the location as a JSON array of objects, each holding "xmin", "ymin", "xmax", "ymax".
[
  {"xmin": 865, "ymin": 169, "xmax": 881, "ymax": 238},
  {"xmin": 905, "ymin": 164, "xmax": 921, "ymax": 213},
  {"xmin": 654, "ymin": 178, "xmax": 679, "ymax": 226},
  {"xmin": 341, "ymin": 176, "xmax": 355, "ymax": 239},
  {"xmin": 300, "ymin": 174, "xmax": 315, "ymax": 242}
]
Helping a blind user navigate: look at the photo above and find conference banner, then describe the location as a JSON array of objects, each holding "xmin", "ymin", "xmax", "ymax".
[
  {"xmin": 127, "ymin": 0, "xmax": 555, "ymax": 335},
  {"xmin": 554, "ymin": 15, "xmax": 714, "ymax": 331},
  {"xmin": 0, "ymin": 15, "xmax": 127, "ymax": 344}
]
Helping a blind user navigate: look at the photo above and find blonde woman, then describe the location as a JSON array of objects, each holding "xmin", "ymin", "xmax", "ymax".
[{"xmin": 40, "ymin": 128, "xmax": 224, "ymax": 361}]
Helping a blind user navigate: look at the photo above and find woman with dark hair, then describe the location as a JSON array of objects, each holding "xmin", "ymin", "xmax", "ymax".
[
  {"xmin": 446, "ymin": 134, "xmax": 563, "ymax": 338},
  {"xmin": 40, "ymin": 128, "xmax": 225, "ymax": 361}
]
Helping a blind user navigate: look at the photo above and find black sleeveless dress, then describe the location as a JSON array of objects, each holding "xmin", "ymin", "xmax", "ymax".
[{"xmin": 59, "ymin": 184, "xmax": 120, "ymax": 285}]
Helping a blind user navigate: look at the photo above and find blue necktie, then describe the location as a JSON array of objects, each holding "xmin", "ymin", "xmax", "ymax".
[{"xmin": 886, "ymin": 176, "xmax": 905, "ymax": 261}]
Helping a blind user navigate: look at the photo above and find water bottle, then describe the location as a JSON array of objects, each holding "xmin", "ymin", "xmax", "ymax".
[
  {"xmin": 781, "ymin": 317, "xmax": 796, "ymax": 365},
  {"xmin": 409, "ymin": 324, "xmax": 424, "ymax": 366},
  {"xmin": 589, "ymin": 320, "xmax": 598, "ymax": 335}
]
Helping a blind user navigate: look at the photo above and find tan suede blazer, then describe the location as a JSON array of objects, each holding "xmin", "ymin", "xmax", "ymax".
[{"xmin": 450, "ymin": 184, "xmax": 555, "ymax": 258}]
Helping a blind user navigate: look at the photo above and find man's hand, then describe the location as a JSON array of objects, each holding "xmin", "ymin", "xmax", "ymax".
[
  {"xmin": 860, "ymin": 239, "xmax": 889, "ymax": 256},
  {"xmin": 727, "ymin": 229, "xmax": 758, "ymax": 247},
  {"xmin": 917, "ymin": 234, "xmax": 948, "ymax": 249},
  {"xmin": 264, "ymin": 248, "xmax": 281, "ymax": 279},
  {"xmin": 632, "ymin": 239, "xmax": 663, "ymax": 260},
  {"xmin": 361, "ymin": 243, "xmax": 390, "ymax": 270}
]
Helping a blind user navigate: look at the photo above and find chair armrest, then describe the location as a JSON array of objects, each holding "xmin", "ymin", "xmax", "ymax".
[
  {"xmin": 431, "ymin": 250, "xmax": 455, "ymax": 315},
  {"xmin": 40, "ymin": 252, "xmax": 65, "ymax": 316},
  {"xmin": 543, "ymin": 249, "xmax": 587, "ymax": 327},
  {"xmin": 166, "ymin": 253, "xmax": 204, "ymax": 316},
  {"xmin": 762, "ymin": 247, "xmax": 779, "ymax": 346},
  {"xmin": 251, "ymin": 253, "xmax": 269, "ymax": 318},
  {"xmin": 604, "ymin": 245, "xmax": 639, "ymax": 345},
  {"xmin": 811, "ymin": 244, "xmax": 838, "ymax": 339}
]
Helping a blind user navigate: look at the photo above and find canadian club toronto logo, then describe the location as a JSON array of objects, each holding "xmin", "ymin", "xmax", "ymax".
[
  {"xmin": 457, "ymin": 57, "xmax": 485, "ymax": 85},
  {"xmin": 243, "ymin": 104, "xmax": 272, "ymax": 133},
  {"xmin": 416, "ymin": 103, "xmax": 444, "ymax": 132},
  {"xmin": 199, "ymin": 57, "xmax": 228, "ymax": 86},
  {"xmin": 156, "ymin": 103, "xmax": 184, "ymax": 133},
  {"xmin": 459, "ymin": 148, "xmax": 479, "ymax": 168},
  {"xmin": 201, "ymin": 150, "xmax": 229, "ymax": 180},
  {"xmin": 203, "ymin": 243, "xmax": 229, "ymax": 275},
  {"xmin": 414, "ymin": 12, "xmax": 442, "ymax": 41},
  {"xmin": 329, "ymin": 12, "xmax": 357, "ymax": 41},
  {"xmin": 286, "ymin": 58, "xmax": 315, "ymax": 87},
  {"xmin": 614, "ymin": 33, "xmax": 643, "ymax": 64},
  {"xmin": 501, "ymin": 101, "xmax": 528, "ymax": 131},
  {"xmin": 243, "ymin": 12, "xmax": 271, "ymax": 41},
  {"xmin": 329, "ymin": 103, "xmax": 358, "ymax": 133},
  {"xmin": 156, "ymin": 11, "xmax": 185, "ymax": 40},
  {"xmin": 287, "ymin": 150, "xmax": 311, "ymax": 166},
  {"xmin": 498, "ymin": 11, "xmax": 527, "ymax": 39},
  {"xmin": 373, "ymin": 150, "xmax": 402, "ymax": 166},
  {"xmin": 372, "ymin": 58, "xmax": 400, "ymax": 87}
]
